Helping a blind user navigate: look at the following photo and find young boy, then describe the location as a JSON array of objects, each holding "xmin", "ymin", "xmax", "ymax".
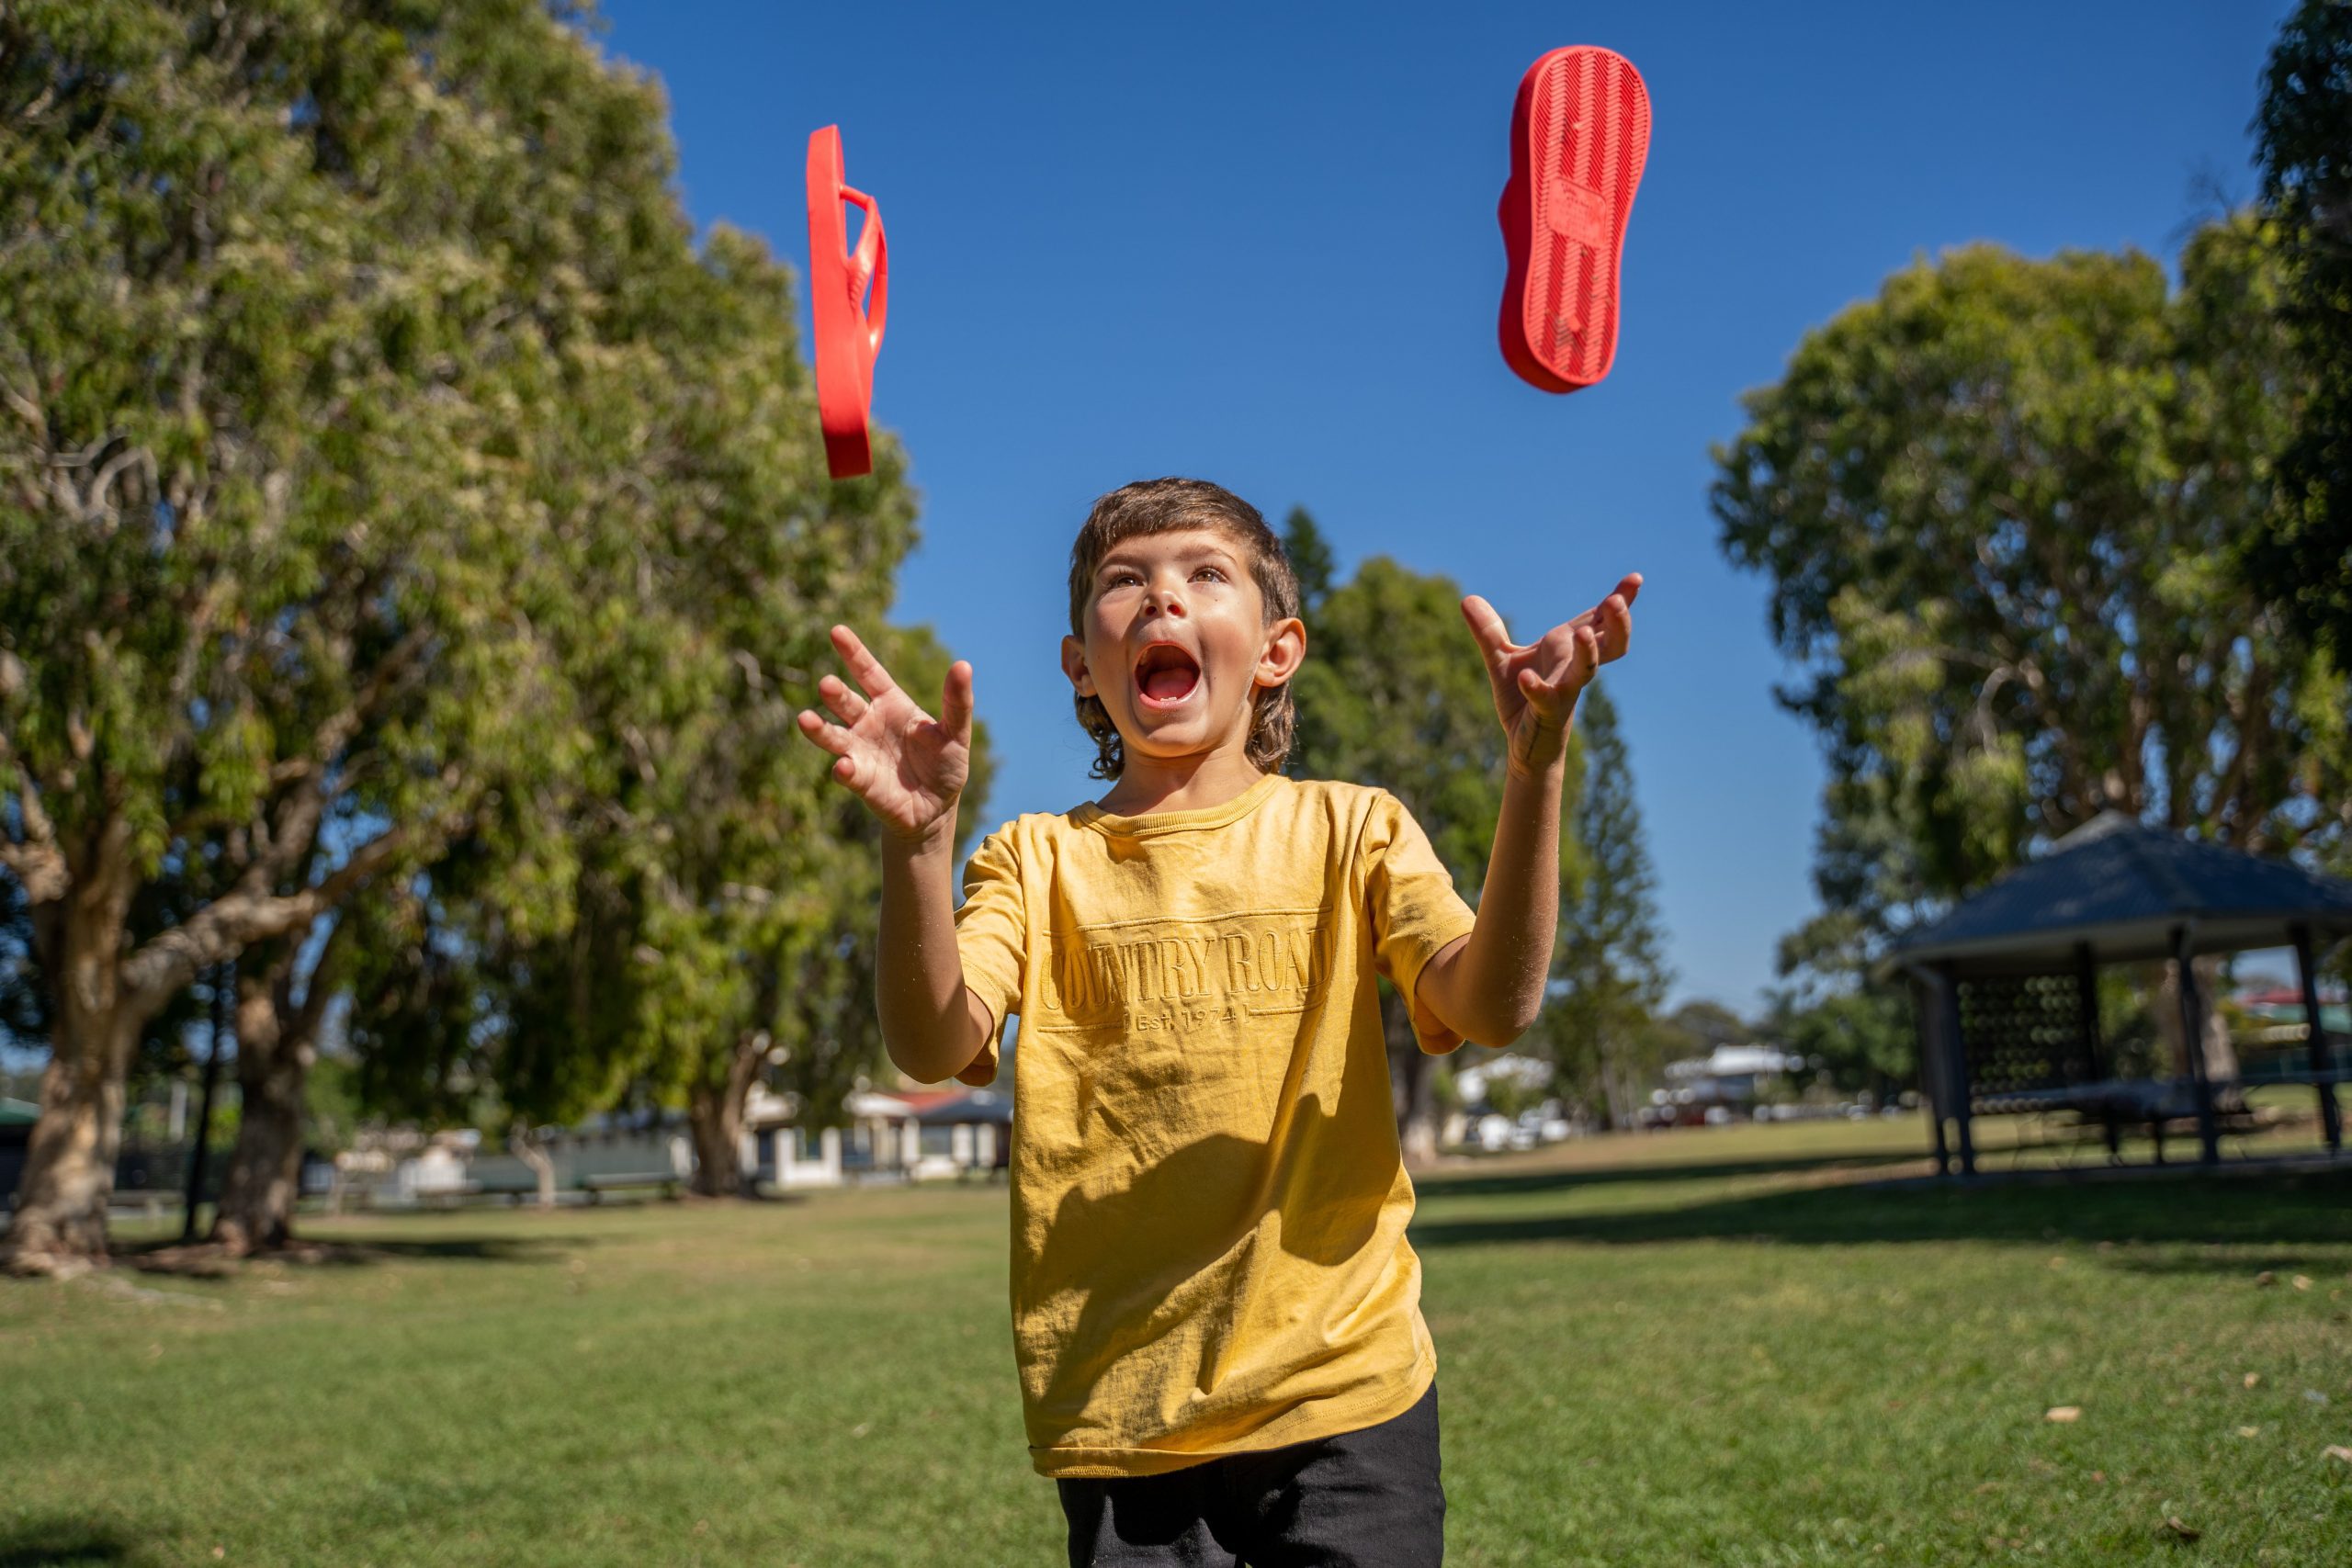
[{"xmin": 797, "ymin": 479, "xmax": 1637, "ymax": 1566}]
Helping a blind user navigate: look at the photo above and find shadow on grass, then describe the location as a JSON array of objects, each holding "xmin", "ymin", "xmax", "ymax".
[
  {"xmin": 1418, "ymin": 1149, "xmax": 1923, "ymax": 1200},
  {"xmin": 117, "ymin": 1231, "xmax": 586, "ymax": 1277},
  {"xmin": 1409, "ymin": 1167, "xmax": 2352, "ymax": 1256},
  {"xmin": 311, "ymin": 1235, "xmax": 581, "ymax": 1265},
  {"xmin": 0, "ymin": 1526, "xmax": 131, "ymax": 1565}
]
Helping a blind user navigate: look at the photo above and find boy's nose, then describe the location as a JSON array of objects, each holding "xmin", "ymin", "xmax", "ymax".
[{"xmin": 1144, "ymin": 586, "xmax": 1186, "ymax": 618}]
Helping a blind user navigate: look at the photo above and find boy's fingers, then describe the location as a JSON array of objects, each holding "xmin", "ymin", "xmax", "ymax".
[
  {"xmin": 939, "ymin": 661, "xmax": 975, "ymax": 745},
  {"xmin": 1600, "ymin": 593, "xmax": 1634, "ymax": 660},
  {"xmin": 818, "ymin": 674, "xmax": 868, "ymax": 725},
  {"xmin": 1460, "ymin": 595, "xmax": 1514, "ymax": 662},
  {"xmin": 1532, "ymin": 628, "xmax": 1599, "ymax": 705},
  {"xmin": 797, "ymin": 709, "xmax": 855, "ymax": 758},
  {"xmin": 1535, "ymin": 623, "xmax": 1580, "ymax": 679},
  {"xmin": 831, "ymin": 624, "xmax": 899, "ymax": 700}
]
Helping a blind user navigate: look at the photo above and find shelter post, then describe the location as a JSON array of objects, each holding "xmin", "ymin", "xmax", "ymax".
[
  {"xmin": 2075, "ymin": 942, "xmax": 2118, "ymax": 1159},
  {"xmin": 2172, "ymin": 925, "xmax": 2219, "ymax": 1167},
  {"xmin": 2290, "ymin": 922, "xmax": 2342, "ymax": 1156},
  {"xmin": 1937, "ymin": 964, "xmax": 1975, "ymax": 1178},
  {"xmin": 1910, "ymin": 972, "xmax": 1949, "ymax": 1177}
]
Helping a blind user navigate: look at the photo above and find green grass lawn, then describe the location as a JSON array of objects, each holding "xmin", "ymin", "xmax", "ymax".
[{"xmin": 6, "ymin": 1117, "xmax": 2350, "ymax": 1566}]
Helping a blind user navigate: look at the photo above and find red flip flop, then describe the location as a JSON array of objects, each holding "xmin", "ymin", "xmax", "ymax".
[
  {"xmin": 806, "ymin": 125, "xmax": 889, "ymax": 479},
  {"xmin": 1498, "ymin": 47, "xmax": 1650, "ymax": 394}
]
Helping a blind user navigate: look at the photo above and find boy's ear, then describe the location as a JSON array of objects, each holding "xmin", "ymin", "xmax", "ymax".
[
  {"xmin": 1060, "ymin": 635, "xmax": 1096, "ymax": 697},
  {"xmin": 1255, "ymin": 615, "xmax": 1306, "ymax": 689}
]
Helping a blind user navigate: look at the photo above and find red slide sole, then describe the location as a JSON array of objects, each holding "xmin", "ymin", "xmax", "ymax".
[
  {"xmin": 806, "ymin": 125, "xmax": 889, "ymax": 479},
  {"xmin": 1498, "ymin": 47, "xmax": 1650, "ymax": 393}
]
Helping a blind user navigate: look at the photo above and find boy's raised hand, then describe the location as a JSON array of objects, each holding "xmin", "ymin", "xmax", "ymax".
[
  {"xmin": 797, "ymin": 624, "xmax": 975, "ymax": 842},
  {"xmin": 1461, "ymin": 573, "xmax": 1641, "ymax": 773}
]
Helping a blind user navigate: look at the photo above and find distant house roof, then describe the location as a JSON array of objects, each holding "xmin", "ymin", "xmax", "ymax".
[
  {"xmin": 1887, "ymin": 812, "xmax": 2352, "ymax": 976},
  {"xmin": 0, "ymin": 1097, "xmax": 38, "ymax": 1126},
  {"xmin": 845, "ymin": 1088, "xmax": 1012, "ymax": 1123},
  {"xmin": 914, "ymin": 1089, "xmax": 1011, "ymax": 1126},
  {"xmin": 892, "ymin": 1089, "xmax": 971, "ymax": 1115},
  {"xmin": 1665, "ymin": 1044, "xmax": 1804, "ymax": 1082}
]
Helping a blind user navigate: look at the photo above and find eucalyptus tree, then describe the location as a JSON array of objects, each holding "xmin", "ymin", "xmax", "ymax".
[
  {"xmin": 0, "ymin": 0, "xmax": 721, "ymax": 1269},
  {"xmin": 1714, "ymin": 216, "xmax": 2351, "ymax": 1079},
  {"xmin": 343, "ymin": 222, "xmax": 972, "ymax": 1202}
]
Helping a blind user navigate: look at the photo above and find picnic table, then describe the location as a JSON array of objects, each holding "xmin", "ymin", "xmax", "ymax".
[{"xmin": 1996, "ymin": 1077, "xmax": 2273, "ymax": 1166}]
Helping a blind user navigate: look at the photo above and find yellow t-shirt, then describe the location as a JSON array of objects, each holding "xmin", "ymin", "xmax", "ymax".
[{"xmin": 951, "ymin": 773, "xmax": 1479, "ymax": 1478}]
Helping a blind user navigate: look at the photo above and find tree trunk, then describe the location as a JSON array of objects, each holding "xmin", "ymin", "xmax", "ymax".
[
  {"xmin": 1382, "ymin": 989, "xmax": 1442, "ymax": 1169},
  {"xmin": 2156, "ymin": 955, "xmax": 2242, "ymax": 1085},
  {"xmin": 1, "ymin": 824, "xmax": 142, "ymax": 1276},
  {"xmin": 2, "ymin": 1011, "xmax": 136, "ymax": 1276},
  {"xmin": 211, "ymin": 926, "xmax": 344, "ymax": 1257},
  {"xmin": 3, "ymin": 759, "xmax": 425, "ymax": 1275},
  {"xmin": 1596, "ymin": 1036, "xmax": 1638, "ymax": 1131},
  {"xmin": 508, "ymin": 1127, "xmax": 557, "ymax": 1209},
  {"xmin": 686, "ymin": 1030, "xmax": 765, "ymax": 1198},
  {"xmin": 211, "ymin": 961, "xmax": 297, "ymax": 1255}
]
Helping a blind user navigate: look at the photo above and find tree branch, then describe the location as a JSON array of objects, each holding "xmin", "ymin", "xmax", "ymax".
[
  {"xmin": 1, "ymin": 377, "xmax": 42, "ymax": 435},
  {"xmin": 330, "ymin": 622, "xmax": 434, "ymax": 753},
  {"xmin": 295, "ymin": 913, "xmax": 355, "ymax": 1042},
  {"xmin": 123, "ymin": 795, "xmax": 480, "ymax": 1018},
  {"xmin": 0, "ymin": 728, "xmax": 67, "ymax": 904}
]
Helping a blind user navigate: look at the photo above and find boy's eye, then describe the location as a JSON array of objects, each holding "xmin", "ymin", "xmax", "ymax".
[{"xmin": 1192, "ymin": 567, "xmax": 1226, "ymax": 583}]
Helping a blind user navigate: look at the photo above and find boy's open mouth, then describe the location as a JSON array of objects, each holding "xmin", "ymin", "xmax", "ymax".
[{"xmin": 1133, "ymin": 643, "xmax": 1201, "ymax": 707}]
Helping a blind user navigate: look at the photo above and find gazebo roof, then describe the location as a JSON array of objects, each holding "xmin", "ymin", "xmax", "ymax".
[{"xmin": 1887, "ymin": 812, "xmax": 2352, "ymax": 976}]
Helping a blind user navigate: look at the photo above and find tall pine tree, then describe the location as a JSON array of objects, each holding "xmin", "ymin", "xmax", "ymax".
[{"xmin": 1540, "ymin": 682, "xmax": 1668, "ymax": 1129}]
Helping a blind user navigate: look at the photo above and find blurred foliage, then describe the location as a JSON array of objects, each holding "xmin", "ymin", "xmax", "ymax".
[
  {"xmin": 0, "ymin": 870, "xmax": 40, "ymax": 1053},
  {"xmin": 2246, "ymin": 0, "xmax": 2352, "ymax": 661}
]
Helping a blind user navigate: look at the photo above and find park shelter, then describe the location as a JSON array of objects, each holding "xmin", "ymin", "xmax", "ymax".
[{"xmin": 1887, "ymin": 813, "xmax": 2352, "ymax": 1177}]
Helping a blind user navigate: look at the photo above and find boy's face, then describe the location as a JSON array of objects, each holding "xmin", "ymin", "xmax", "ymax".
[{"xmin": 1062, "ymin": 526, "xmax": 1305, "ymax": 773}]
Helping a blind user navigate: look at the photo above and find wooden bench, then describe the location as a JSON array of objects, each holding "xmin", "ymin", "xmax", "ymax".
[
  {"xmin": 579, "ymin": 1172, "xmax": 683, "ymax": 1203},
  {"xmin": 105, "ymin": 1188, "xmax": 183, "ymax": 1221}
]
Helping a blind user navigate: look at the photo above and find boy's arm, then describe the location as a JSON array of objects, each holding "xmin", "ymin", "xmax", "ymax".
[
  {"xmin": 876, "ymin": 823, "xmax": 996, "ymax": 1083},
  {"xmin": 797, "ymin": 625, "xmax": 993, "ymax": 1084},
  {"xmin": 1417, "ymin": 577, "xmax": 1641, "ymax": 1048}
]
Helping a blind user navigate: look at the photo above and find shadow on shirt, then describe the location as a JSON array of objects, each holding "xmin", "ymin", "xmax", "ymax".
[{"xmin": 1025, "ymin": 1087, "xmax": 1408, "ymax": 1410}]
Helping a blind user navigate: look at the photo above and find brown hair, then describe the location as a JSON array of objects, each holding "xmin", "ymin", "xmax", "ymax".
[{"xmin": 1067, "ymin": 478, "xmax": 1302, "ymax": 781}]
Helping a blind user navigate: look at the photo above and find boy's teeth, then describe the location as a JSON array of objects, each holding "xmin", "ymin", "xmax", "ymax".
[{"xmin": 1143, "ymin": 668, "xmax": 1195, "ymax": 700}]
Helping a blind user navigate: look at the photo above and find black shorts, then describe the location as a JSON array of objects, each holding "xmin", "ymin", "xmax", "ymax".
[{"xmin": 1055, "ymin": 1379, "xmax": 1444, "ymax": 1567}]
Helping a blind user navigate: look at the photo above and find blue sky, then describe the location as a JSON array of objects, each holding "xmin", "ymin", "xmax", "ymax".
[{"xmin": 596, "ymin": 0, "xmax": 2294, "ymax": 1017}]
